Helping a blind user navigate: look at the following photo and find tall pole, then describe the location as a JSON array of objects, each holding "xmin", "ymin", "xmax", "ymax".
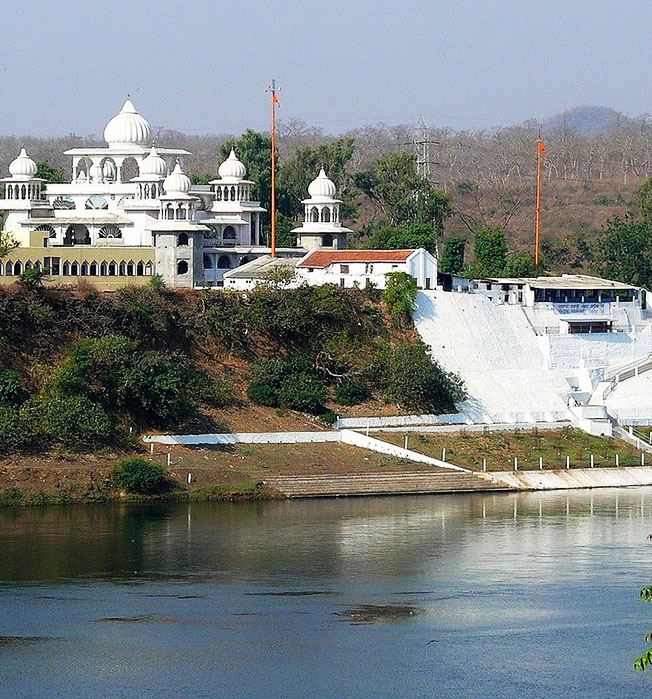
[
  {"xmin": 269, "ymin": 79, "xmax": 278, "ymax": 258},
  {"xmin": 535, "ymin": 138, "xmax": 545, "ymax": 268}
]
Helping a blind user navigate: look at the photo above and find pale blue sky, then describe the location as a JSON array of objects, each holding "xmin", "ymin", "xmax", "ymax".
[{"xmin": 2, "ymin": 0, "xmax": 651, "ymax": 136}]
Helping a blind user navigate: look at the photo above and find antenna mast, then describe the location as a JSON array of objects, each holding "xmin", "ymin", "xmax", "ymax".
[
  {"xmin": 413, "ymin": 116, "xmax": 438, "ymax": 179},
  {"xmin": 535, "ymin": 137, "xmax": 545, "ymax": 268},
  {"xmin": 267, "ymin": 80, "xmax": 279, "ymax": 258}
]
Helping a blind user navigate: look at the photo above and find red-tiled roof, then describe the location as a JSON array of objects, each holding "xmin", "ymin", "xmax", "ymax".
[{"xmin": 297, "ymin": 249, "xmax": 416, "ymax": 268}]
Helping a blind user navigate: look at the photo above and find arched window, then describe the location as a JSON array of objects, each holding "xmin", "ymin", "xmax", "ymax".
[
  {"xmin": 127, "ymin": 261, "xmax": 135, "ymax": 276},
  {"xmin": 13, "ymin": 261, "xmax": 22, "ymax": 275},
  {"xmin": 34, "ymin": 261, "xmax": 42, "ymax": 272},
  {"xmin": 108, "ymin": 262, "xmax": 117, "ymax": 276},
  {"xmin": 177, "ymin": 208, "xmax": 187, "ymax": 220},
  {"xmin": 81, "ymin": 262, "xmax": 89, "ymax": 276},
  {"xmin": 71, "ymin": 262, "xmax": 79, "ymax": 276},
  {"xmin": 178, "ymin": 233, "xmax": 189, "ymax": 246},
  {"xmin": 20, "ymin": 185, "xmax": 26, "ymax": 200},
  {"xmin": 24, "ymin": 261, "xmax": 33, "ymax": 271},
  {"xmin": 177, "ymin": 260, "xmax": 189, "ymax": 274},
  {"xmin": 100, "ymin": 262, "xmax": 108, "ymax": 276},
  {"xmin": 222, "ymin": 226, "xmax": 236, "ymax": 246},
  {"xmin": 215, "ymin": 187, "xmax": 222, "ymax": 201},
  {"xmin": 310, "ymin": 206, "xmax": 319, "ymax": 222},
  {"xmin": 90, "ymin": 262, "xmax": 98, "ymax": 276},
  {"xmin": 144, "ymin": 262, "xmax": 153, "ymax": 276},
  {"xmin": 136, "ymin": 262, "xmax": 144, "ymax": 276},
  {"xmin": 62, "ymin": 262, "xmax": 70, "ymax": 276},
  {"xmin": 0, "ymin": 261, "xmax": 3, "ymax": 275},
  {"xmin": 119, "ymin": 261, "xmax": 127, "ymax": 276},
  {"xmin": 144, "ymin": 184, "xmax": 150, "ymax": 199},
  {"xmin": 203, "ymin": 255, "xmax": 213, "ymax": 269},
  {"xmin": 99, "ymin": 224, "xmax": 121, "ymax": 239},
  {"xmin": 322, "ymin": 234, "xmax": 333, "ymax": 247},
  {"xmin": 321, "ymin": 207, "xmax": 331, "ymax": 223},
  {"xmin": 217, "ymin": 255, "xmax": 231, "ymax": 269},
  {"xmin": 5, "ymin": 261, "xmax": 13, "ymax": 276}
]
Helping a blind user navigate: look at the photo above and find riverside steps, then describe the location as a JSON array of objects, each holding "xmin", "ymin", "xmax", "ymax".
[{"xmin": 263, "ymin": 470, "xmax": 508, "ymax": 498}]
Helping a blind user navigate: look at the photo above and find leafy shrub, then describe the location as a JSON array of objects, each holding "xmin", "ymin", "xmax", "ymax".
[
  {"xmin": 0, "ymin": 487, "xmax": 23, "ymax": 506},
  {"xmin": 112, "ymin": 458, "xmax": 167, "ymax": 494},
  {"xmin": 334, "ymin": 380, "xmax": 370, "ymax": 406},
  {"xmin": 383, "ymin": 272, "xmax": 417, "ymax": 322},
  {"xmin": 372, "ymin": 342, "xmax": 465, "ymax": 413},
  {"xmin": 319, "ymin": 409, "xmax": 338, "ymax": 426},
  {"xmin": 247, "ymin": 356, "xmax": 327, "ymax": 414},
  {"xmin": 246, "ymin": 379, "xmax": 279, "ymax": 407},
  {"xmin": 278, "ymin": 373, "xmax": 326, "ymax": 413},
  {"xmin": 0, "ymin": 369, "xmax": 28, "ymax": 407},
  {"xmin": 20, "ymin": 395, "xmax": 112, "ymax": 450},
  {"xmin": 0, "ymin": 406, "xmax": 35, "ymax": 453}
]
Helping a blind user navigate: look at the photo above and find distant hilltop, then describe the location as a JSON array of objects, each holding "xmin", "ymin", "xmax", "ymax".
[{"xmin": 536, "ymin": 106, "xmax": 638, "ymax": 136}]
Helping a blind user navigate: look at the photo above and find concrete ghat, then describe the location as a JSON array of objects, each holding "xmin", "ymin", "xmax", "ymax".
[{"xmin": 491, "ymin": 467, "xmax": 652, "ymax": 491}]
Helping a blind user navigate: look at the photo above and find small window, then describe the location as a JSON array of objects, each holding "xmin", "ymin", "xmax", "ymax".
[
  {"xmin": 178, "ymin": 233, "xmax": 189, "ymax": 246},
  {"xmin": 177, "ymin": 260, "xmax": 189, "ymax": 275},
  {"xmin": 340, "ymin": 264, "xmax": 349, "ymax": 274}
]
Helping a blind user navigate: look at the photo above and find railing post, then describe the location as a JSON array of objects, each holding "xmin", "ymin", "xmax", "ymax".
[
  {"xmin": 442, "ymin": 447, "xmax": 446, "ymax": 461},
  {"xmin": 539, "ymin": 457, "xmax": 543, "ymax": 470},
  {"xmin": 642, "ymin": 452, "xmax": 646, "ymax": 467},
  {"xmin": 590, "ymin": 454, "xmax": 594, "ymax": 468},
  {"xmin": 566, "ymin": 456, "xmax": 570, "ymax": 469},
  {"xmin": 615, "ymin": 454, "xmax": 620, "ymax": 467},
  {"xmin": 514, "ymin": 457, "xmax": 518, "ymax": 471},
  {"xmin": 482, "ymin": 458, "xmax": 487, "ymax": 472}
]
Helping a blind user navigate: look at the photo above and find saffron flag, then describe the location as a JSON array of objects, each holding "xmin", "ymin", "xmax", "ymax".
[
  {"xmin": 538, "ymin": 140, "xmax": 546, "ymax": 154},
  {"xmin": 273, "ymin": 92, "xmax": 279, "ymax": 104}
]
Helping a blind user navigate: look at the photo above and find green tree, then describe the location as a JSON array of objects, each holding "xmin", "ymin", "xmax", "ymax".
[
  {"xmin": 364, "ymin": 222, "xmax": 439, "ymax": 254},
  {"xmin": 0, "ymin": 232, "xmax": 18, "ymax": 258},
  {"xmin": 220, "ymin": 130, "xmax": 272, "ymax": 224},
  {"xmin": 467, "ymin": 228, "xmax": 508, "ymax": 277},
  {"xmin": 595, "ymin": 215, "xmax": 652, "ymax": 287},
  {"xmin": 35, "ymin": 161, "xmax": 65, "ymax": 184},
  {"xmin": 18, "ymin": 267, "xmax": 48, "ymax": 290},
  {"xmin": 503, "ymin": 251, "xmax": 538, "ymax": 278},
  {"xmin": 638, "ymin": 178, "xmax": 652, "ymax": 222},
  {"xmin": 634, "ymin": 585, "xmax": 652, "ymax": 674},
  {"xmin": 383, "ymin": 271, "xmax": 418, "ymax": 324},
  {"xmin": 0, "ymin": 369, "xmax": 28, "ymax": 407},
  {"xmin": 440, "ymin": 237, "xmax": 466, "ymax": 274},
  {"xmin": 354, "ymin": 151, "xmax": 451, "ymax": 231},
  {"xmin": 277, "ymin": 137, "xmax": 357, "ymax": 221}
]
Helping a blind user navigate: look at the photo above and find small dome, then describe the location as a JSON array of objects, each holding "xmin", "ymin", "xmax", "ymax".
[
  {"xmin": 104, "ymin": 98, "xmax": 151, "ymax": 148},
  {"xmin": 9, "ymin": 148, "xmax": 37, "ymax": 178},
  {"xmin": 218, "ymin": 149, "xmax": 247, "ymax": 179},
  {"xmin": 140, "ymin": 146, "xmax": 167, "ymax": 177},
  {"xmin": 307, "ymin": 168, "xmax": 336, "ymax": 199},
  {"xmin": 163, "ymin": 160, "xmax": 191, "ymax": 195}
]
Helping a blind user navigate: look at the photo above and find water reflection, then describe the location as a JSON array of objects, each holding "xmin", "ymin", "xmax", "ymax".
[{"xmin": 1, "ymin": 489, "xmax": 651, "ymax": 698}]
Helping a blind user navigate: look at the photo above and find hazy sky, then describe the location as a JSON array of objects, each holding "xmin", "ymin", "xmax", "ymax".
[{"xmin": 2, "ymin": 0, "xmax": 651, "ymax": 137}]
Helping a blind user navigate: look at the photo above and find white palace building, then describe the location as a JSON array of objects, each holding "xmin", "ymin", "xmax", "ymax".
[{"xmin": 0, "ymin": 99, "xmax": 436, "ymax": 291}]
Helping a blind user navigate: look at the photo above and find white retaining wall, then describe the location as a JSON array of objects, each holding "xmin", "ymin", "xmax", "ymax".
[
  {"xmin": 336, "ymin": 412, "xmax": 568, "ymax": 430},
  {"xmin": 494, "ymin": 467, "xmax": 652, "ymax": 490},
  {"xmin": 143, "ymin": 431, "xmax": 340, "ymax": 446},
  {"xmin": 339, "ymin": 430, "xmax": 470, "ymax": 472},
  {"xmin": 546, "ymin": 333, "xmax": 652, "ymax": 370}
]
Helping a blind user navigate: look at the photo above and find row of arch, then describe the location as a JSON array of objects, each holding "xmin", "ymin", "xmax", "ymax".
[
  {"xmin": 306, "ymin": 205, "xmax": 339, "ymax": 223},
  {"xmin": 213, "ymin": 184, "xmax": 251, "ymax": 202},
  {"xmin": 6, "ymin": 182, "xmax": 43, "ymax": 201},
  {"xmin": 0, "ymin": 259, "xmax": 153, "ymax": 277},
  {"xmin": 203, "ymin": 254, "xmax": 251, "ymax": 270},
  {"xmin": 163, "ymin": 202, "xmax": 193, "ymax": 220}
]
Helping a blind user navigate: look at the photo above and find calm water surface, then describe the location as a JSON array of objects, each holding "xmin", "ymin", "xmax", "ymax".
[{"xmin": 1, "ymin": 489, "xmax": 652, "ymax": 698}]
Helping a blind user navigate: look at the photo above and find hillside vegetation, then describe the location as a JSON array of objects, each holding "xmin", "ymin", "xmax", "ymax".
[{"xmin": 0, "ymin": 280, "xmax": 464, "ymax": 455}]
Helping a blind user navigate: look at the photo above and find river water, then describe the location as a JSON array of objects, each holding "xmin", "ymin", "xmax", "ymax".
[{"xmin": 1, "ymin": 488, "xmax": 651, "ymax": 698}]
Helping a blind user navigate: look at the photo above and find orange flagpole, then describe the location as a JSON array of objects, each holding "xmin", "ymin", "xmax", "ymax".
[
  {"xmin": 535, "ymin": 138, "xmax": 545, "ymax": 268},
  {"xmin": 269, "ymin": 80, "xmax": 278, "ymax": 258}
]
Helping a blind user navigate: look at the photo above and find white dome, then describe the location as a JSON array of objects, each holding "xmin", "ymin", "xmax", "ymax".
[
  {"xmin": 307, "ymin": 168, "xmax": 336, "ymax": 199},
  {"xmin": 218, "ymin": 149, "xmax": 247, "ymax": 179},
  {"xmin": 9, "ymin": 148, "xmax": 37, "ymax": 178},
  {"xmin": 103, "ymin": 99, "xmax": 151, "ymax": 148},
  {"xmin": 140, "ymin": 146, "xmax": 167, "ymax": 177},
  {"xmin": 163, "ymin": 161, "xmax": 191, "ymax": 195}
]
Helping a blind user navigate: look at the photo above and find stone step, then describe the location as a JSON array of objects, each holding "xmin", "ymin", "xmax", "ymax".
[{"xmin": 263, "ymin": 471, "xmax": 509, "ymax": 498}]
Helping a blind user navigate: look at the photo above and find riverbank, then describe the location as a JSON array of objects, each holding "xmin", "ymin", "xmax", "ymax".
[{"xmin": 2, "ymin": 428, "xmax": 652, "ymax": 505}]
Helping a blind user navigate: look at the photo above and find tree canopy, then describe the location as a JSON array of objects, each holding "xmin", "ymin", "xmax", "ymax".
[
  {"xmin": 354, "ymin": 152, "xmax": 451, "ymax": 231},
  {"xmin": 364, "ymin": 222, "xmax": 439, "ymax": 254}
]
